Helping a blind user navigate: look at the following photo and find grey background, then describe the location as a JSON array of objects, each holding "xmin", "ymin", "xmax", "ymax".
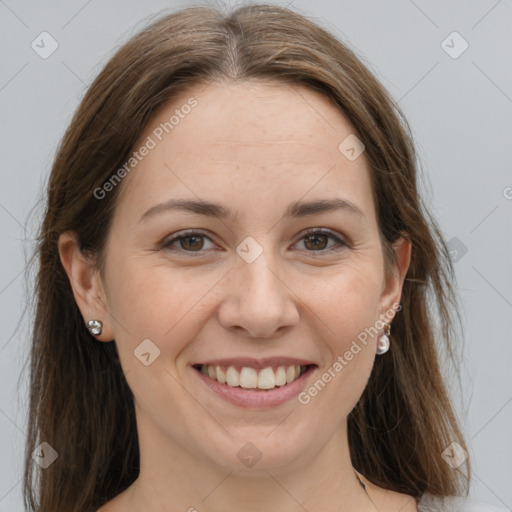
[{"xmin": 1, "ymin": 0, "xmax": 511, "ymax": 510}]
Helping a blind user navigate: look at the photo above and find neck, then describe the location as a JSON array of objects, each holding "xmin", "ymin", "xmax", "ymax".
[{"xmin": 124, "ymin": 413, "xmax": 375, "ymax": 512}]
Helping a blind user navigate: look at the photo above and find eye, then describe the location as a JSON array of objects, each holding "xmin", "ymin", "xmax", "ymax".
[
  {"xmin": 161, "ymin": 228, "xmax": 348, "ymax": 257},
  {"xmin": 161, "ymin": 230, "xmax": 216, "ymax": 256},
  {"xmin": 293, "ymin": 228, "xmax": 348, "ymax": 254}
]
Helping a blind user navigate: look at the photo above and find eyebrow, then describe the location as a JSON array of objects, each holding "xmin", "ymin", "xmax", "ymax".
[{"xmin": 139, "ymin": 197, "xmax": 365, "ymax": 222}]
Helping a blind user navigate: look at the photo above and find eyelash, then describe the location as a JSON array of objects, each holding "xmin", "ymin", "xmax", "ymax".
[{"xmin": 161, "ymin": 228, "xmax": 348, "ymax": 257}]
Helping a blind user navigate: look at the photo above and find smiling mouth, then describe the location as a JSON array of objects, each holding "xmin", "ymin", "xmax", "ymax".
[{"xmin": 193, "ymin": 364, "xmax": 314, "ymax": 391}]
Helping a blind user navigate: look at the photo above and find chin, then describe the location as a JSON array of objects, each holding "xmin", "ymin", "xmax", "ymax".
[{"xmin": 191, "ymin": 424, "xmax": 316, "ymax": 476}]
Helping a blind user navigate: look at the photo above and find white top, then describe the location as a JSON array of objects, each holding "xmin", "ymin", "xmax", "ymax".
[{"xmin": 417, "ymin": 494, "xmax": 508, "ymax": 511}]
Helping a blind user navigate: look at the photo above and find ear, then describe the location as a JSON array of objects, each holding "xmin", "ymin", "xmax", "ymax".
[
  {"xmin": 58, "ymin": 231, "xmax": 114, "ymax": 342},
  {"xmin": 378, "ymin": 234, "xmax": 412, "ymax": 322}
]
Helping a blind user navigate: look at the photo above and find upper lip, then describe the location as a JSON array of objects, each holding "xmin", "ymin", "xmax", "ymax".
[{"xmin": 193, "ymin": 357, "xmax": 316, "ymax": 369}]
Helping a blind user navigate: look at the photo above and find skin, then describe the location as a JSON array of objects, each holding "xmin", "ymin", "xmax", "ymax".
[{"xmin": 59, "ymin": 80, "xmax": 415, "ymax": 512}]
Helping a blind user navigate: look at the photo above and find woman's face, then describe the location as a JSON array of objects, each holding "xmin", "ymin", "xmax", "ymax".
[{"xmin": 88, "ymin": 80, "xmax": 410, "ymax": 474}]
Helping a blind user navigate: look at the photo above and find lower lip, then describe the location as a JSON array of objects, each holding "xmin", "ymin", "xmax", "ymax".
[{"xmin": 193, "ymin": 366, "xmax": 316, "ymax": 409}]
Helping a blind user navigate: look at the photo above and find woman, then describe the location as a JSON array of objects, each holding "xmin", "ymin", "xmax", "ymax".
[{"xmin": 23, "ymin": 3, "xmax": 500, "ymax": 511}]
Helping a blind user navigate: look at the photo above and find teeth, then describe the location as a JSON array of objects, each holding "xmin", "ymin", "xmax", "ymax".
[
  {"xmin": 257, "ymin": 367, "xmax": 276, "ymax": 389},
  {"xmin": 215, "ymin": 365, "xmax": 226, "ymax": 384},
  {"xmin": 286, "ymin": 365, "xmax": 298, "ymax": 384},
  {"xmin": 239, "ymin": 367, "xmax": 258, "ymax": 389},
  {"xmin": 226, "ymin": 366, "xmax": 240, "ymax": 387},
  {"xmin": 275, "ymin": 366, "xmax": 287, "ymax": 386},
  {"xmin": 199, "ymin": 364, "xmax": 305, "ymax": 390}
]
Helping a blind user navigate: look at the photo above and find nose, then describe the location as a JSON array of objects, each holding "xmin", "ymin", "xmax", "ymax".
[{"xmin": 217, "ymin": 251, "xmax": 300, "ymax": 339}]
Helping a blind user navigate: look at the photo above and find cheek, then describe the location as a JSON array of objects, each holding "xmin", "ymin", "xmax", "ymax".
[
  {"xmin": 301, "ymin": 267, "xmax": 380, "ymax": 416},
  {"xmin": 105, "ymin": 259, "xmax": 220, "ymax": 354},
  {"xmin": 305, "ymin": 261, "xmax": 383, "ymax": 350}
]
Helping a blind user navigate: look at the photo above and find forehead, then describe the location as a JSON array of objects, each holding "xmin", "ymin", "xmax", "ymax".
[{"xmin": 114, "ymin": 79, "xmax": 376, "ymax": 226}]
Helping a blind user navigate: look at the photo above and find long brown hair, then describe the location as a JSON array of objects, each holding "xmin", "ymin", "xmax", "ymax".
[{"xmin": 23, "ymin": 3, "xmax": 470, "ymax": 511}]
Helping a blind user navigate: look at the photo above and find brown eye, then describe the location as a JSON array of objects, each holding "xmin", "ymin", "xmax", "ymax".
[
  {"xmin": 179, "ymin": 234, "xmax": 205, "ymax": 251},
  {"xmin": 303, "ymin": 233, "xmax": 329, "ymax": 250},
  {"xmin": 295, "ymin": 229, "xmax": 348, "ymax": 254},
  {"xmin": 162, "ymin": 230, "xmax": 216, "ymax": 255}
]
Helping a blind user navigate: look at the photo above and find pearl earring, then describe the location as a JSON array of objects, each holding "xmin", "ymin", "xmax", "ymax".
[
  {"xmin": 376, "ymin": 322, "xmax": 391, "ymax": 355},
  {"xmin": 87, "ymin": 319, "xmax": 103, "ymax": 336}
]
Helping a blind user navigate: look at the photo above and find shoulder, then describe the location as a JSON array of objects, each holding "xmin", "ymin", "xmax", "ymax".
[{"xmin": 418, "ymin": 493, "xmax": 508, "ymax": 512}]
